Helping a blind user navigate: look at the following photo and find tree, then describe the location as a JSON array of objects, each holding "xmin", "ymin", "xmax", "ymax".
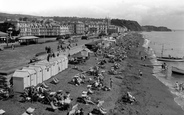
[{"xmin": 0, "ymin": 22, "xmax": 20, "ymax": 36}]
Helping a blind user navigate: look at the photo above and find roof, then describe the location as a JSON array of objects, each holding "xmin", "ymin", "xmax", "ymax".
[
  {"xmin": 28, "ymin": 65, "xmax": 42, "ymax": 71},
  {"xmin": 31, "ymin": 64, "xmax": 46, "ymax": 69},
  {"xmin": 36, "ymin": 61, "xmax": 52, "ymax": 67},
  {"xmin": 22, "ymin": 68, "xmax": 36, "ymax": 74},
  {"xmin": 0, "ymin": 31, "xmax": 8, "ymax": 37},
  {"xmin": 18, "ymin": 36, "xmax": 39, "ymax": 40},
  {"xmin": 13, "ymin": 70, "xmax": 30, "ymax": 78}
]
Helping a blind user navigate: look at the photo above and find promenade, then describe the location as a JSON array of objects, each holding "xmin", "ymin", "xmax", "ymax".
[{"xmin": 0, "ymin": 37, "xmax": 97, "ymax": 72}]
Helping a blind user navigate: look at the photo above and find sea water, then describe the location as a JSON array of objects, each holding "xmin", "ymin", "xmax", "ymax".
[{"xmin": 142, "ymin": 31, "xmax": 184, "ymax": 110}]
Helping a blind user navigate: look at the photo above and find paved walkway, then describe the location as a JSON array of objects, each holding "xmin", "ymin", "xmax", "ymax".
[{"xmin": 0, "ymin": 38, "xmax": 98, "ymax": 73}]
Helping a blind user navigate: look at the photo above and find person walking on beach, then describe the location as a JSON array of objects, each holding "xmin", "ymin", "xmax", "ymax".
[
  {"xmin": 11, "ymin": 44, "xmax": 15, "ymax": 50},
  {"xmin": 139, "ymin": 70, "xmax": 142, "ymax": 78},
  {"xmin": 110, "ymin": 78, "xmax": 113, "ymax": 89}
]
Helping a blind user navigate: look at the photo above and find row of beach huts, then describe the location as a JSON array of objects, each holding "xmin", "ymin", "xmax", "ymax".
[{"xmin": 12, "ymin": 54, "xmax": 68, "ymax": 92}]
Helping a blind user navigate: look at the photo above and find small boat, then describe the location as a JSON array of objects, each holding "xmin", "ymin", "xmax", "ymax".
[
  {"xmin": 172, "ymin": 66, "xmax": 184, "ymax": 75},
  {"xmin": 157, "ymin": 44, "xmax": 184, "ymax": 62},
  {"xmin": 157, "ymin": 57, "xmax": 184, "ymax": 62}
]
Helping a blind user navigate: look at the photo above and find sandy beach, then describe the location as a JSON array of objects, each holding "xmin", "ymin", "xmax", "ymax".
[
  {"xmin": 0, "ymin": 32, "xmax": 184, "ymax": 115},
  {"xmin": 111, "ymin": 32, "xmax": 184, "ymax": 115}
]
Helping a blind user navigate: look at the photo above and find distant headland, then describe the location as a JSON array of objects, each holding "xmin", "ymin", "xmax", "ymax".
[{"xmin": 141, "ymin": 25, "xmax": 172, "ymax": 32}]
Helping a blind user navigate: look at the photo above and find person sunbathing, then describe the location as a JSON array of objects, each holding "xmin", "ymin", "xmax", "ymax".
[
  {"xmin": 97, "ymin": 100, "xmax": 104, "ymax": 108},
  {"xmin": 87, "ymin": 88, "xmax": 94, "ymax": 94},
  {"xmin": 84, "ymin": 96, "xmax": 95, "ymax": 105},
  {"xmin": 127, "ymin": 92, "xmax": 136, "ymax": 104},
  {"xmin": 76, "ymin": 108, "xmax": 84, "ymax": 115},
  {"xmin": 72, "ymin": 77, "xmax": 80, "ymax": 86}
]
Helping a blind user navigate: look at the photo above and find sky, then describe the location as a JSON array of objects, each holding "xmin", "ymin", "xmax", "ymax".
[{"xmin": 0, "ymin": 0, "xmax": 184, "ymax": 30}]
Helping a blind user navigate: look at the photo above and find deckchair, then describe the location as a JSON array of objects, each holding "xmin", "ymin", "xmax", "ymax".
[
  {"xmin": 0, "ymin": 109, "xmax": 5, "ymax": 115},
  {"xmin": 51, "ymin": 78, "xmax": 59, "ymax": 84},
  {"xmin": 21, "ymin": 107, "xmax": 35, "ymax": 115},
  {"xmin": 68, "ymin": 104, "xmax": 78, "ymax": 115},
  {"xmin": 55, "ymin": 77, "xmax": 59, "ymax": 82},
  {"xmin": 99, "ymin": 107, "xmax": 107, "ymax": 114},
  {"xmin": 41, "ymin": 82, "xmax": 49, "ymax": 88},
  {"xmin": 50, "ymin": 101, "xmax": 58, "ymax": 111},
  {"xmin": 26, "ymin": 107, "xmax": 35, "ymax": 114}
]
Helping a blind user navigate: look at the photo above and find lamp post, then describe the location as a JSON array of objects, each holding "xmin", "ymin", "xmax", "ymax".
[{"xmin": 7, "ymin": 27, "xmax": 13, "ymax": 46}]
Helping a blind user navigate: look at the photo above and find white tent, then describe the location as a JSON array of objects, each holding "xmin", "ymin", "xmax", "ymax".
[
  {"xmin": 28, "ymin": 65, "xmax": 43, "ymax": 84},
  {"xmin": 35, "ymin": 62, "xmax": 52, "ymax": 80},
  {"xmin": 13, "ymin": 70, "xmax": 31, "ymax": 92},
  {"xmin": 22, "ymin": 68, "xmax": 37, "ymax": 87}
]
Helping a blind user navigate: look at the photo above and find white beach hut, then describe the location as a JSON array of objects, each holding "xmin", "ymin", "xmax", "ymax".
[
  {"xmin": 28, "ymin": 65, "xmax": 43, "ymax": 84},
  {"xmin": 58, "ymin": 55, "xmax": 68, "ymax": 70},
  {"xmin": 51, "ymin": 58, "xmax": 62, "ymax": 73},
  {"xmin": 47, "ymin": 59, "xmax": 59, "ymax": 76},
  {"xmin": 35, "ymin": 62, "xmax": 52, "ymax": 80},
  {"xmin": 12, "ymin": 70, "xmax": 31, "ymax": 92},
  {"xmin": 22, "ymin": 68, "xmax": 37, "ymax": 87},
  {"xmin": 38, "ymin": 60, "xmax": 56, "ymax": 77},
  {"xmin": 58, "ymin": 56, "xmax": 65, "ymax": 71},
  {"xmin": 31, "ymin": 64, "xmax": 50, "ymax": 82}
]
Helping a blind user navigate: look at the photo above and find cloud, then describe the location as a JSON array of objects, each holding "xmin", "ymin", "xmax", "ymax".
[{"xmin": 0, "ymin": 0, "xmax": 184, "ymax": 29}]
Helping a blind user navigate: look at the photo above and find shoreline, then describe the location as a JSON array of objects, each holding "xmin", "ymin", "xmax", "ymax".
[
  {"xmin": 143, "ymin": 36, "xmax": 184, "ymax": 112},
  {"xmin": 112, "ymin": 32, "xmax": 184, "ymax": 115},
  {"xmin": 143, "ymin": 35, "xmax": 184, "ymax": 114}
]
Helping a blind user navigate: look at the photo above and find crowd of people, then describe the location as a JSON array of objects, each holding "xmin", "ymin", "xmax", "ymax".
[
  {"xmin": 13, "ymin": 33, "xmax": 142, "ymax": 115},
  {"xmin": 66, "ymin": 33, "xmax": 142, "ymax": 114}
]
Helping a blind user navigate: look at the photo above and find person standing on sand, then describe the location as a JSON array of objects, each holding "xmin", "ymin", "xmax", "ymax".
[{"xmin": 175, "ymin": 81, "xmax": 179, "ymax": 91}]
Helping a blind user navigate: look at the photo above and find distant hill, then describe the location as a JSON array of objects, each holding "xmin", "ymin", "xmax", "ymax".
[
  {"xmin": 49, "ymin": 16, "xmax": 104, "ymax": 23},
  {"xmin": 0, "ymin": 12, "xmax": 40, "ymax": 21},
  {"xmin": 111, "ymin": 19, "xmax": 142, "ymax": 31},
  {"xmin": 142, "ymin": 25, "xmax": 172, "ymax": 31}
]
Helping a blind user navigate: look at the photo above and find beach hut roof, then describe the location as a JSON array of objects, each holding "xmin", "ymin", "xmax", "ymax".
[
  {"xmin": 40, "ymin": 60, "xmax": 55, "ymax": 65},
  {"xmin": 28, "ymin": 66, "xmax": 42, "ymax": 71},
  {"xmin": 13, "ymin": 70, "xmax": 30, "ymax": 78},
  {"xmin": 30, "ymin": 64, "xmax": 46, "ymax": 70},
  {"xmin": 36, "ymin": 61, "xmax": 52, "ymax": 67},
  {"xmin": 22, "ymin": 68, "xmax": 36, "ymax": 75},
  {"xmin": 51, "ymin": 57, "xmax": 62, "ymax": 63}
]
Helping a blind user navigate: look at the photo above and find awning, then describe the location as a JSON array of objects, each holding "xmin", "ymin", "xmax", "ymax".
[
  {"xmin": 0, "ymin": 31, "xmax": 8, "ymax": 37},
  {"xmin": 18, "ymin": 36, "xmax": 39, "ymax": 40}
]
